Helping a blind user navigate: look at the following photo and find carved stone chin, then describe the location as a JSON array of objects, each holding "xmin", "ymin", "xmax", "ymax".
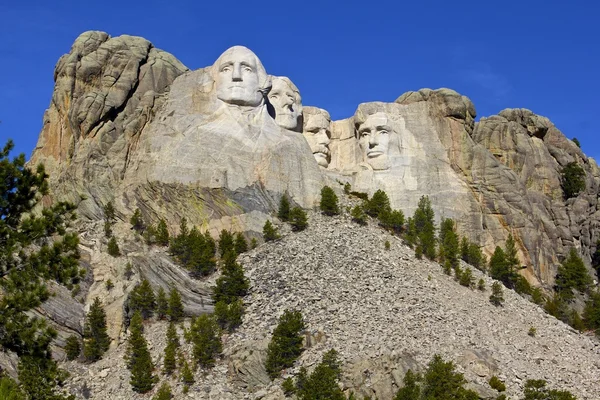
[
  {"xmin": 268, "ymin": 76, "xmax": 302, "ymax": 131},
  {"xmin": 213, "ymin": 46, "xmax": 268, "ymax": 107}
]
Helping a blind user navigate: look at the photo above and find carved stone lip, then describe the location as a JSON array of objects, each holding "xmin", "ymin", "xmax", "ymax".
[
  {"xmin": 314, "ymin": 152, "xmax": 328, "ymax": 158},
  {"xmin": 367, "ymin": 151, "xmax": 384, "ymax": 158}
]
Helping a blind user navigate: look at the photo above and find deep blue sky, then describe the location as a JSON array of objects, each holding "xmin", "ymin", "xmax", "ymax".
[{"xmin": 1, "ymin": 0, "xmax": 598, "ymax": 160}]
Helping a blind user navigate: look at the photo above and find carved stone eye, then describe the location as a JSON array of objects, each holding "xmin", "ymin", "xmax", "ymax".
[{"xmin": 221, "ymin": 66, "xmax": 231, "ymax": 73}]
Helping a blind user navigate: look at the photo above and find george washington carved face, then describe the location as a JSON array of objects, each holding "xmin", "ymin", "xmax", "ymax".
[
  {"xmin": 213, "ymin": 46, "xmax": 268, "ymax": 107},
  {"xmin": 357, "ymin": 112, "xmax": 391, "ymax": 170}
]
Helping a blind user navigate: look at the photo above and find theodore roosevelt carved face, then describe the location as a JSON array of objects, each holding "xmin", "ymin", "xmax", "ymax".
[
  {"xmin": 213, "ymin": 46, "xmax": 268, "ymax": 107},
  {"xmin": 268, "ymin": 77, "xmax": 302, "ymax": 131},
  {"xmin": 356, "ymin": 112, "xmax": 391, "ymax": 170},
  {"xmin": 303, "ymin": 108, "xmax": 331, "ymax": 168}
]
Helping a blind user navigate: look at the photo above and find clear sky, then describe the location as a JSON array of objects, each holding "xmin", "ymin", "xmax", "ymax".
[{"xmin": 1, "ymin": 0, "xmax": 598, "ymax": 160}]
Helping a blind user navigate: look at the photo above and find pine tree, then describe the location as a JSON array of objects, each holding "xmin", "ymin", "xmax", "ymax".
[
  {"xmin": 555, "ymin": 248, "xmax": 592, "ymax": 299},
  {"xmin": 213, "ymin": 256, "xmax": 250, "ymax": 304},
  {"xmin": 439, "ymin": 218, "xmax": 459, "ymax": 269},
  {"xmin": 394, "ymin": 370, "xmax": 421, "ymax": 400},
  {"xmin": 156, "ymin": 287, "xmax": 168, "ymax": 320},
  {"xmin": 129, "ymin": 278, "xmax": 156, "ymax": 319},
  {"xmin": 583, "ymin": 290, "xmax": 600, "ymax": 334},
  {"xmin": 421, "ymin": 354, "xmax": 478, "ymax": 400},
  {"xmin": 163, "ymin": 322, "xmax": 179, "ymax": 375},
  {"xmin": 152, "ymin": 383, "xmax": 172, "ymax": 400},
  {"xmin": 65, "ymin": 335, "xmax": 81, "ymax": 361},
  {"xmin": 459, "ymin": 268, "xmax": 474, "ymax": 288},
  {"xmin": 83, "ymin": 297, "xmax": 110, "ymax": 362},
  {"xmin": 278, "ymin": 195, "xmax": 291, "ymax": 221},
  {"xmin": 561, "ymin": 162, "xmax": 586, "ymax": 199},
  {"xmin": 155, "ymin": 219, "xmax": 170, "ymax": 246},
  {"xmin": 490, "ymin": 282, "xmax": 504, "ymax": 307},
  {"xmin": 289, "ymin": 207, "xmax": 308, "ymax": 232},
  {"xmin": 380, "ymin": 209, "xmax": 404, "ymax": 233},
  {"xmin": 167, "ymin": 287, "xmax": 184, "ymax": 322},
  {"xmin": 265, "ymin": 309, "xmax": 305, "ymax": 379},
  {"xmin": 107, "ymin": 237, "xmax": 121, "ymax": 257},
  {"xmin": 364, "ymin": 189, "xmax": 391, "ymax": 218},
  {"xmin": 295, "ymin": 349, "xmax": 345, "ymax": 400},
  {"xmin": 187, "ymin": 314, "xmax": 222, "ymax": 368},
  {"xmin": 489, "ymin": 246, "xmax": 512, "ymax": 288},
  {"xmin": 319, "ymin": 186, "xmax": 340, "ymax": 216},
  {"xmin": 130, "ymin": 209, "xmax": 145, "ymax": 233},
  {"xmin": 218, "ymin": 230, "xmax": 235, "ymax": 258},
  {"xmin": 523, "ymin": 379, "xmax": 576, "ymax": 400},
  {"xmin": 234, "ymin": 232, "xmax": 249, "ymax": 255},
  {"xmin": 103, "ymin": 201, "xmax": 116, "ymax": 238},
  {"xmin": 180, "ymin": 358, "xmax": 195, "ymax": 388},
  {"xmin": 413, "ymin": 196, "xmax": 436, "ymax": 260},
  {"xmin": 124, "ymin": 262, "xmax": 134, "ymax": 280},
  {"xmin": 0, "ymin": 374, "xmax": 26, "ymax": 400},
  {"xmin": 126, "ymin": 311, "xmax": 155, "ymax": 393},
  {"xmin": 263, "ymin": 220, "xmax": 280, "ymax": 241},
  {"xmin": 351, "ymin": 205, "xmax": 367, "ymax": 225}
]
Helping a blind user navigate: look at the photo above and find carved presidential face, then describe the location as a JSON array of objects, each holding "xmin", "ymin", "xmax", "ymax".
[
  {"xmin": 357, "ymin": 112, "xmax": 391, "ymax": 170},
  {"xmin": 269, "ymin": 77, "xmax": 302, "ymax": 130},
  {"xmin": 303, "ymin": 113, "xmax": 331, "ymax": 168},
  {"xmin": 214, "ymin": 46, "xmax": 265, "ymax": 107}
]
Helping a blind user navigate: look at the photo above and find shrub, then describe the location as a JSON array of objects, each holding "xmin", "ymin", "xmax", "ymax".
[
  {"xmin": 528, "ymin": 327, "xmax": 537, "ymax": 337},
  {"xmin": 83, "ymin": 297, "xmax": 110, "ymax": 362},
  {"xmin": 103, "ymin": 201, "xmax": 116, "ymax": 238},
  {"xmin": 351, "ymin": 205, "xmax": 367, "ymax": 225},
  {"xmin": 105, "ymin": 279, "xmax": 114, "ymax": 291},
  {"xmin": 320, "ymin": 186, "xmax": 340, "ymax": 216},
  {"xmin": 385, "ymin": 240, "xmax": 391, "ymax": 250},
  {"xmin": 265, "ymin": 309, "xmax": 305, "ymax": 379},
  {"xmin": 124, "ymin": 262, "xmax": 134, "ymax": 280},
  {"xmin": 379, "ymin": 208, "xmax": 405, "ymax": 233},
  {"xmin": 459, "ymin": 268, "xmax": 474, "ymax": 288},
  {"xmin": 531, "ymin": 287, "xmax": 545, "ymax": 305},
  {"xmin": 186, "ymin": 314, "xmax": 222, "ymax": 369},
  {"xmin": 152, "ymin": 383, "xmax": 172, "ymax": 400},
  {"xmin": 349, "ymin": 191, "xmax": 369, "ymax": 200},
  {"xmin": 263, "ymin": 220, "xmax": 280, "ymax": 242},
  {"xmin": 163, "ymin": 322, "xmax": 179, "ymax": 375},
  {"xmin": 251, "ymin": 237, "xmax": 258, "ymax": 249},
  {"xmin": 65, "ymin": 335, "xmax": 81, "ymax": 361},
  {"xmin": 289, "ymin": 207, "xmax": 308, "ymax": 232},
  {"xmin": 572, "ymin": 137, "xmax": 581, "ymax": 148},
  {"xmin": 343, "ymin": 182, "xmax": 351, "ymax": 194},
  {"xmin": 0, "ymin": 375, "xmax": 25, "ymax": 400},
  {"xmin": 489, "ymin": 282, "xmax": 504, "ymax": 307},
  {"xmin": 583, "ymin": 290, "xmax": 600, "ymax": 334},
  {"xmin": 180, "ymin": 358, "xmax": 194, "ymax": 389},
  {"xmin": 477, "ymin": 278, "xmax": 486, "ymax": 291},
  {"xmin": 489, "ymin": 376, "xmax": 506, "ymax": 392},
  {"xmin": 130, "ymin": 209, "xmax": 145, "ymax": 233},
  {"xmin": 107, "ymin": 237, "xmax": 120, "ymax": 257},
  {"xmin": 155, "ymin": 219, "xmax": 170, "ymax": 246},
  {"xmin": 561, "ymin": 162, "xmax": 585, "ymax": 199},
  {"xmin": 278, "ymin": 195, "xmax": 291, "ymax": 221},
  {"xmin": 523, "ymin": 379, "xmax": 576, "ymax": 400},
  {"xmin": 214, "ymin": 299, "xmax": 244, "ymax": 332}
]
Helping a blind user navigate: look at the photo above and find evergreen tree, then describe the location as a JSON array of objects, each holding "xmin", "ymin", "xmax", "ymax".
[
  {"xmin": 351, "ymin": 205, "xmax": 367, "ymax": 225},
  {"xmin": 186, "ymin": 314, "xmax": 222, "ymax": 368},
  {"xmin": 218, "ymin": 230, "xmax": 235, "ymax": 258},
  {"xmin": 365, "ymin": 189, "xmax": 391, "ymax": 218},
  {"xmin": 180, "ymin": 358, "xmax": 195, "ymax": 388},
  {"xmin": 572, "ymin": 137, "xmax": 581, "ymax": 148},
  {"xmin": 544, "ymin": 293, "xmax": 570, "ymax": 323},
  {"xmin": 83, "ymin": 297, "xmax": 110, "ymax": 361},
  {"xmin": 459, "ymin": 268, "xmax": 474, "ymax": 288},
  {"xmin": 0, "ymin": 140, "xmax": 81, "ymax": 400},
  {"xmin": 320, "ymin": 186, "xmax": 340, "ymax": 216},
  {"xmin": 592, "ymin": 240, "xmax": 600, "ymax": 276},
  {"xmin": 0, "ymin": 374, "xmax": 26, "ymax": 400},
  {"xmin": 263, "ymin": 220, "xmax": 280, "ymax": 241},
  {"xmin": 152, "ymin": 383, "xmax": 172, "ymax": 400},
  {"xmin": 405, "ymin": 217, "xmax": 417, "ymax": 248},
  {"xmin": 107, "ymin": 236, "xmax": 121, "ymax": 257},
  {"xmin": 413, "ymin": 196, "xmax": 436, "ymax": 260},
  {"xmin": 394, "ymin": 370, "xmax": 421, "ymax": 400},
  {"xmin": 18, "ymin": 356, "xmax": 74, "ymax": 400},
  {"xmin": 561, "ymin": 162, "xmax": 586, "ymax": 199},
  {"xmin": 155, "ymin": 219, "xmax": 170, "ymax": 246},
  {"xmin": 380, "ymin": 209, "xmax": 405, "ymax": 233},
  {"xmin": 130, "ymin": 208, "xmax": 145, "ymax": 233},
  {"xmin": 555, "ymin": 248, "xmax": 592, "ymax": 299},
  {"xmin": 168, "ymin": 218, "xmax": 189, "ymax": 260},
  {"xmin": 583, "ymin": 290, "xmax": 600, "ymax": 334},
  {"xmin": 124, "ymin": 262, "xmax": 134, "ymax": 280},
  {"xmin": 460, "ymin": 237, "xmax": 470, "ymax": 263},
  {"xmin": 265, "ymin": 309, "xmax": 305, "ymax": 379},
  {"xmin": 65, "ymin": 335, "xmax": 81, "ymax": 361},
  {"xmin": 489, "ymin": 245, "xmax": 517, "ymax": 289},
  {"xmin": 489, "ymin": 282, "xmax": 504, "ymax": 307},
  {"xmin": 156, "ymin": 287, "xmax": 168, "ymax": 320},
  {"xmin": 167, "ymin": 287, "xmax": 184, "ymax": 322},
  {"xmin": 214, "ymin": 299, "xmax": 244, "ymax": 332},
  {"xmin": 523, "ymin": 379, "xmax": 576, "ymax": 400},
  {"xmin": 126, "ymin": 311, "xmax": 155, "ymax": 393},
  {"xmin": 295, "ymin": 349, "xmax": 345, "ymax": 400},
  {"xmin": 422, "ymin": 354, "xmax": 478, "ymax": 400},
  {"xmin": 103, "ymin": 201, "xmax": 116, "ymax": 238},
  {"xmin": 278, "ymin": 194, "xmax": 291, "ymax": 221},
  {"xmin": 213, "ymin": 256, "xmax": 250, "ymax": 304},
  {"xmin": 163, "ymin": 322, "xmax": 179, "ymax": 375},
  {"xmin": 129, "ymin": 278, "xmax": 156, "ymax": 319},
  {"xmin": 289, "ymin": 207, "xmax": 308, "ymax": 231},
  {"xmin": 467, "ymin": 242, "xmax": 485, "ymax": 271},
  {"xmin": 439, "ymin": 218, "xmax": 459, "ymax": 269},
  {"xmin": 234, "ymin": 232, "xmax": 249, "ymax": 255}
]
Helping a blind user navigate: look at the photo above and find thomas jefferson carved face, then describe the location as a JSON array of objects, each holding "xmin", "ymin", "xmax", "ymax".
[
  {"xmin": 357, "ymin": 112, "xmax": 391, "ymax": 170},
  {"xmin": 214, "ymin": 46, "xmax": 267, "ymax": 107},
  {"xmin": 303, "ymin": 112, "xmax": 331, "ymax": 168},
  {"xmin": 268, "ymin": 77, "xmax": 302, "ymax": 130}
]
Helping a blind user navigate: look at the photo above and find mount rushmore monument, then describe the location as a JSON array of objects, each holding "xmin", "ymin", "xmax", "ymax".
[{"xmin": 30, "ymin": 31, "xmax": 600, "ymax": 287}]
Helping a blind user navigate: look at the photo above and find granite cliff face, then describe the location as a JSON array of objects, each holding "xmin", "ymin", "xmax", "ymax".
[{"xmin": 30, "ymin": 32, "xmax": 599, "ymax": 300}]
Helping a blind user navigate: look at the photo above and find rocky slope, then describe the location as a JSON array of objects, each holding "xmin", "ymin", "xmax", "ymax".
[{"xmin": 60, "ymin": 204, "xmax": 600, "ymax": 400}]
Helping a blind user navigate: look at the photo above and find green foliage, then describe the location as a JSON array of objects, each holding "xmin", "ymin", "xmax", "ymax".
[
  {"xmin": 213, "ymin": 256, "xmax": 250, "ymax": 304},
  {"xmin": 214, "ymin": 299, "xmax": 244, "ymax": 332},
  {"xmin": 0, "ymin": 374, "xmax": 26, "ymax": 400},
  {"xmin": 251, "ymin": 237, "xmax": 258, "ymax": 249},
  {"xmin": 129, "ymin": 278, "xmax": 156, "ymax": 319},
  {"xmin": 583, "ymin": 290, "xmax": 600, "ymax": 334},
  {"xmin": 461, "ymin": 237, "xmax": 486, "ymax": 271},
  {"xmin": 412, "ymin": 196, "xmax": 436, "ymax": 260},
  {"xmin": 167, "ymin": 287, "xmax": 184, "ymax": 322},
  {"xmin": 163, "ymin": 322, "xmax": 179, "ymax": 375},
  {"xmin": 103, "ymin": 201, "xmax": 116, "ymax": 238},
  {"xmin": 528, "ymin": 326, "xmax": 537, "ymax": 337},
  {"xmin": 180, "ymin": 358, "xmax": 194, "ymax": 388},
  {"xmin": 544, "ymin": 293, "xmax": 570, "ymax": 323},
  {"xmin": 555, "ymin": 248, "xmax": 592, "ymax": 299},
  {"xmin": 489, "ymin": 245, "xmax": 516, "ymax": 289},
  {"xmin": 489, "ymin": 376, "xmax": 506, "ymax": 392},
  {"xmin": 522, "ymin": 379, "xmax": 576, "ymax": 400},
  {"xmin": 289, "ymin": 207, "xmax": 308, "ymax": 231},
  {"xmin": 349, "ymin": 191, "xmax": 369, "ymax": 201},
  {"xmin": 152, "ymin": 383, "xmax": 172, "ymax": 400},
  {"xmin": 107, "ymin": 236, "xmax": 121, "ymax": 257},
  {"xmin": 265, "ymin": 309, "xmax": 306, "ymax": 379},
  {"xmin": 155, "ymin": 219, "xmax": 170, "ymax": 246},
  {"xmin": 343, "ymin": 182, "xmax": 351, "ymax": 194},
  {"xmin": 405, "ymin": 217, "xmax": 417, "ymax": 248},
  {"xmin": 278, "ymin": 195, "xmax": 291, "ymax": 221},
  {"xmin": 439, "ymin": 218, "xmax": 459, "ymax": 269},
  {"xmin": 218, "ymin": 230, "xmax": 235, "ymax": 258},
  {"xmin": 385, "ymin": 240, "xmax": 391, "ymax": 250},
  {"xmin": 515, "ymin": 276, "xmax": 533, "ymax": 295},
  {"xmin": 282, "ymin": 377, "xmax": 296, "ymax": 396},
  {"xmin": 569, "ymin": 309, "xmax": 585, "ymax": 332},
  {"xmin": 394, "ymin": 369, "xmax": 421, "ymax": 400},
  {"xmin": 320, "ymin": 186, "xmax": 340, "ymax": 216},
  {"xmin": 364, "ymin": 189, "xmax": 391, "ymax": 218},
  {"xmin": 294, "ymin": 349, "xmax": 345, "ymax": 400},
  {"xmin": 531, "ymin": 287, "xmax": 545, "ymax": 305},
  {"xmin": 130, "ymin": 208, "xmax": 145, "ymax": 233},
  {"xmin": 477, "ymin": 278, "xmax": 486, "ymax": 291},
  {"xmin": 459, "ymin": 268, "xmax": 474, "ymax": 288},
  {"xmin": 156, "ymin": 287, "xmax": 168, "ymax": 320},
  {"xmin": 561, "ymin": 162, "xmax": 586, "ymax": 199},
  {"xmin": 234, "ymin": 232, "xmax": 249, "ymax": 255},
  {"xmin": 187, "ymin": 314, "xmax": 222, "ymax": 368},
  {"xmin": 489, "ymin": 282, "xmax": 504, "ymax": 307},
  {"xmin": 379, "ymin": 208, "xmax": 405, "ymax": 233},
  {"xmin": 170, "ymin": 221, "xmax": 216, "ymax": 278},
  {"xmin": 105, "ymin": 279, "xmax": 114, "ymax": 291},
  {"xmin": 350, "ymin": 205, "xmax": 367, "ymax": 225},
  {"xmin": 126, "ymin": 311, "xmax": 155, "ymax": 393},
  {"xmin": 124, "ymin": 262, "xmax": 134, "ymax": 280},
  {"xmin": 572, "ymin": 137, "xmax": 581, "ymax": 148},
  {"xmin": 421, "ymin": 354, "xmax": 478, "ymax": 400},
  {"xmin": 65, "ymin": 335, "xmax": 81, "ymax": 361},
  {"xmin": 83, "ymin": 297, "xmax": 110, "ymax": 362},
  {"xmin": 263, "ymin": 220, "xmax": 280, "ymax": 241},
  {"xmin": 18, "ymin": 355, "xmax": 74, "ymax": 400}
]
